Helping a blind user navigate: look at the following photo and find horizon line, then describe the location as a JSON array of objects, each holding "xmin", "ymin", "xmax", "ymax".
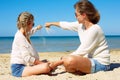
[{"xmin": 1, "ymin": 35, "xmax": 120, "ymax": 37}]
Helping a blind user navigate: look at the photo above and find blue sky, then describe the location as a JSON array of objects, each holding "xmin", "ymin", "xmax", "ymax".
[{"xmin": 0, "ymin": 0, "xmax": 120, "ymax": 36}]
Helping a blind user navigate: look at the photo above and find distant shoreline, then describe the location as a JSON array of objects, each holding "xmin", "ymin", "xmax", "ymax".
[{"xmin": 0, "ymin": 49, "xmax": 120, "ymax": 54}]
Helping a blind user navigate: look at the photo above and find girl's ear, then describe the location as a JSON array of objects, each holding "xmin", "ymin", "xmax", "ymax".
[{"xmin": 27, "ymin": 21, "xmax": 31, "ymax": 26}]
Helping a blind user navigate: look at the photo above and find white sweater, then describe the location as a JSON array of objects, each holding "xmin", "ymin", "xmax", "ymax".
[
  {"xmin": 11, "ymin": 27, "xmax": 39, "ymax": 66},
  {"xmin": 60, "ymin": 21, "xmax": 110, "ymax": 65}
]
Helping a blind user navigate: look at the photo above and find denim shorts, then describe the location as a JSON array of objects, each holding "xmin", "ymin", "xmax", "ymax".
[
  {"xmin": 90, "ymin": 59, "xmax": 110, "ymax": 73},
  {"xmin": 11, "ymin": 64, "xmax": 25, "ymax": 77}
]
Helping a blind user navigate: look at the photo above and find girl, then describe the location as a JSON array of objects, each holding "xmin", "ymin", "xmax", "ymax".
[{"xmin": 11, "ymin": 12, "xmax": 52, "ymax": 77}]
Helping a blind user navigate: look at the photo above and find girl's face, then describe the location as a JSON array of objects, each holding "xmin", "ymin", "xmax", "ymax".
[
  {"xmin": 28, "ymin": 21, "xmax": 34, "ymax": 31},
  {"xmin": 75, "ymin": 9, "xmax": 86, "ymax": 24}
]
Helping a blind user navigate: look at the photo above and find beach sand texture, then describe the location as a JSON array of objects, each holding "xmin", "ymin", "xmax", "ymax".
[{"xmin": 0, "ymin": 50, "xmax": 120, "ymax": 80}]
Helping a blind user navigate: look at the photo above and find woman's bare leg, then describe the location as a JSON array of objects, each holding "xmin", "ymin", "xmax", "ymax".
[
  {"xmin": 22, "ymin": 63, "xmax": 51, "ymax": 77},
  {"xmin": 62, "ymin": 55, "xmax": 91, "ymax": 74}
]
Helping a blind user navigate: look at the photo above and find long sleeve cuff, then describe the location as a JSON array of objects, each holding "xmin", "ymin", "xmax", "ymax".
[{"xmin": 29, "ymin": 57, "xmax": 35, "ymax": 64}]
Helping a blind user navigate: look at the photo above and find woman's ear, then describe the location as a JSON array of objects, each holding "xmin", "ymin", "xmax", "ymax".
[{"xmin": 82, "ymin": 13, "xmax": 87, "ymax": 18}]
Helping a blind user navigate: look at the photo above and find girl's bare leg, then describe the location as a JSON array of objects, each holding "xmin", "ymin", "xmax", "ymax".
[{"xmin": 22, "ymin": 63, "xmax": 51, "ymax": 77}]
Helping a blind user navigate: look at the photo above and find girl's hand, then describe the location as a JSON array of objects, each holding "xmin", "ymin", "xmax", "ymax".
[
  {"xmin": 34, "ymin": 59, "xmax": 43, "ymax": 65},
  {"xmin": 36, "ymin": 25, "xmax": 42, "ymax": 30}
]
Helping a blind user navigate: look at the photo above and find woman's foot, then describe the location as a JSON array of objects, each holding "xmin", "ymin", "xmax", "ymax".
[{"xmin": 49, "ymin": 60, "xmax": 63, "ymax": 72}]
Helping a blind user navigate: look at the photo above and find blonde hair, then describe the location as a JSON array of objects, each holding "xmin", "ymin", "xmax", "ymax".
[
  {"xmin": 17, "ymin": 12, "xmax": 34, "ymax": 30},
  {"xmin": 17, "ymin": 12, "xmax": 34, "ymax": 42}
]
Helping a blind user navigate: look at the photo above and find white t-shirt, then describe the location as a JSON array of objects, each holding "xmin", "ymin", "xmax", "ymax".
[
  {"xmin": 60, "ymin": 21, "xmax": 110, "ymax": 65},
  {"xmin": 11, "ymin": 27, "xmax": 39, "ymax": 66}
]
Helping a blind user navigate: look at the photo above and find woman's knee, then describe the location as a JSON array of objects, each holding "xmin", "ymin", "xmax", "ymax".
[
  {"xmin": 63, "ymin": 56, "xmax": 76, "ymax": 65},
  {"xmin": 61, "ymin": 56, "xmax": 77, "ymax": 73}
]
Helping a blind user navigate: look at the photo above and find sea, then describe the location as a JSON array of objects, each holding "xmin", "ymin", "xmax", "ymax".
[{"xmin": 0, "ymin": 36, "xmax": 120, "ymax": 53}]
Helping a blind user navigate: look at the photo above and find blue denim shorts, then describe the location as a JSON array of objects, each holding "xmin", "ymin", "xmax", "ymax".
[
  {"xmin": 11, "ymin": 64, "xmax": 25, "ymax": 77},
  {"xmin": 90, "ymin": 59, "xmax": 110, "ymax": 73}
]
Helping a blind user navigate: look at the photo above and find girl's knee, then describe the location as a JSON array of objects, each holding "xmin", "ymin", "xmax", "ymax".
[{"xmin": 43, "ymin": 63, "xmax": 51, "ymax": 73}]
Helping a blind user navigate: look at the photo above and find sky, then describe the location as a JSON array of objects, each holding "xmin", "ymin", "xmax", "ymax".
[{"xmin": 0, "ymin": 0, "xmax": 120, "ymax": 37}]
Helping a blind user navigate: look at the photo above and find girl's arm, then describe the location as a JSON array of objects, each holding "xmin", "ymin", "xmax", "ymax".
[{"xmin": 28, "ymin": 25, "xmax": 42, "ymax": 36}]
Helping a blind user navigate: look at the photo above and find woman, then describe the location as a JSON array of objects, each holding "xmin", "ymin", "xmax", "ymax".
[
  {"xmin": 45, "ymin": 0, "xmax": 110, "ymax": 74},
  {"xmin": 11, "ymin": 12, "xmax": 52, "ymax": 77}
]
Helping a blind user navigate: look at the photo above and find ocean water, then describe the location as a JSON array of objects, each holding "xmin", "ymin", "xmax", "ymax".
[{"xmin": 0, "ymin": 36, "xmax": 120, "ymax": 53}]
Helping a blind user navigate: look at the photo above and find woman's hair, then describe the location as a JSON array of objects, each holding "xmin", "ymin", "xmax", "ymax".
[
  {"xmin": 17, "ymin": 12, "xmax": 34, "ymax": 29},
  {"xmin": 74, "ymin": 0, "xmax": 100, "ymax": 24}
]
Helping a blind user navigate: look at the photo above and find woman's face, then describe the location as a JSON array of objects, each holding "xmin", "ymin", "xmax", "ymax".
[{"xmin": 75, "ymin": 9, "xmax": 85, "ymax": 23}]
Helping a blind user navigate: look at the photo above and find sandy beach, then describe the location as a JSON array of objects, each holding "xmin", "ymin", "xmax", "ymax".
[{"xmin": 0, "ymin": 49, "xmax": 120, "ymax": 80}]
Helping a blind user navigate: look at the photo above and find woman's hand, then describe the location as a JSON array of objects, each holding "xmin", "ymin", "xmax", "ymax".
[{"xmin": 45, "ymin": 22, "xmax": 52, "ymax": 28}]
